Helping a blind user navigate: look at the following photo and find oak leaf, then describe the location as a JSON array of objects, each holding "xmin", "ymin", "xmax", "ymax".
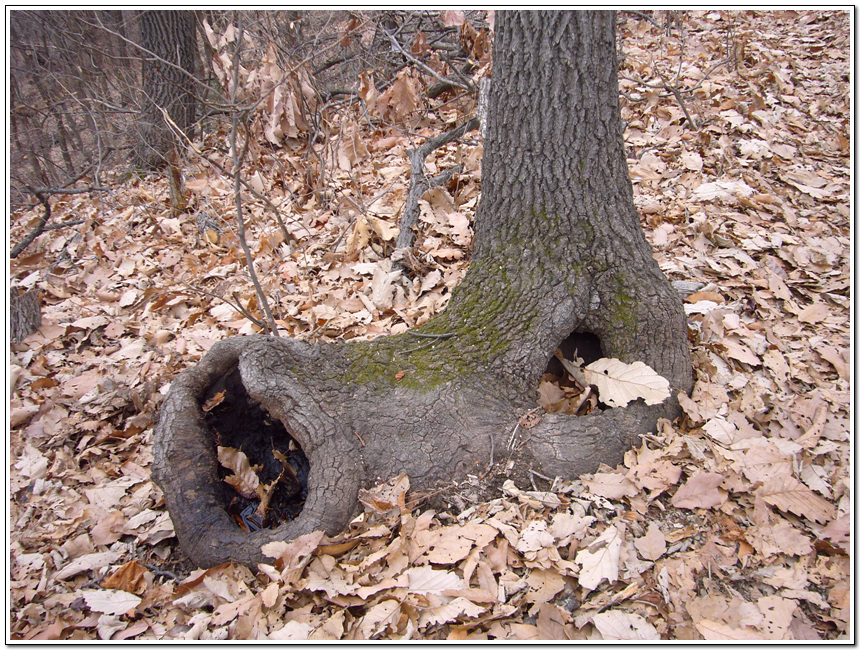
[
  {"xmin": 555, "ymin": 353, "xmax": 670, "ymax": 408},
  {"xmin": 574, "ymin": 525, "xmax": 622, "ymax": 590}
]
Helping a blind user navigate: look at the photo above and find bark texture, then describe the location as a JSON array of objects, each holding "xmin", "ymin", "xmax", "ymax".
[
  {"xmin": 153, "ymin": 10, "xmax": 693, "ymax": 568},
  {"xmin": 134, "ymin": 10, "xmax": 197, "ymax": 169}
]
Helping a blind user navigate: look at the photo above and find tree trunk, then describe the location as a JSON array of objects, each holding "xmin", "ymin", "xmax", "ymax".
[
  {"xmin": 133, "ymin": 10, "xmax": 197, "ymax": 170},
  {"xmin": 153, "ymin": 10, "xmax": 693, "ymax": 568}
]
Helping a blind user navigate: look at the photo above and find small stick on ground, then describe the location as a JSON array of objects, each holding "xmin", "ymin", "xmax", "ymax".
[
  {"xmin": 12, "ymin": 187, "xmax": 107, "ymax": 259},
  {"xmin": 393, "ymin": 117, "xmax": 480, "ymax": 267}
]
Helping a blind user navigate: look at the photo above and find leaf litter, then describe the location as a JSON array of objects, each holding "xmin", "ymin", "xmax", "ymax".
[{"xmin": 8, "ymin": 10, "xmax": 851, "ymax": 640}]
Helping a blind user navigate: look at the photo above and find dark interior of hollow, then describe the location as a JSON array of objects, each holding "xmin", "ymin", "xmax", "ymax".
[
  {"xmin": 201, "ymin": 367, "xmax": 309, "ymax": 531},
  {"xmin": 544, "ymin": 331, "xmax": 604, "ymax": 377}
]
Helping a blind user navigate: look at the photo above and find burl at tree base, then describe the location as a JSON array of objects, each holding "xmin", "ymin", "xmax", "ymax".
[{"xmin": 153, "ymin": 11, "xmax": 692, "ymax": 568}]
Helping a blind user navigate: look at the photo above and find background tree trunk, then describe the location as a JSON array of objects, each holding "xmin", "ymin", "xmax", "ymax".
[
  {"xmin": 133, "ymin": 10, "xmax": 197, "ymax": 170},
  {"xmin": 153, "ymin": 10, "xmax": 693, "ymax": 568}
]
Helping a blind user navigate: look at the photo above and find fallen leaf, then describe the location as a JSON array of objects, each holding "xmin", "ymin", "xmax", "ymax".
[
  {"xmin": 633, "ymin": 522, "xmax": 666, "ymax": 561},
  {"xmin": 557, "ymin": 354, "xmax": 670, "ymax": 407},
  {"xmin": 593, "ymin": 610, "xmax": 661, "ymax": 640},
  {"xmin": 574, "ymin": 525, "xmax": 622, "ymax": 590},
  {"xmin": 758, "ymin": 475, "xmax": 836, "ymax": 524},
  {"xmin": 81, "ymin": 589, "xmax": 142, "ymax": 616},
  {"xmin": 671, "ymin": 472, "xmax": 724, "ymax": 510},
  {"xmin": 54, "ymin": 552, "xmax": 122, "ymax": 581},
  {"xmin": 217, "ymin": 446, "xmax": 261, "ymax": 499}
]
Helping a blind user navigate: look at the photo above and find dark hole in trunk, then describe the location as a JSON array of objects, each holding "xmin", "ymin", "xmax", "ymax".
[
  {"xmin": 540, "ymin": 331, "xmax": 608, "ymax": 415},
  {"xmin": 201, "ymin": 366, "xmax": 309, "ymax": 531},
  {"xmin": 544, "ymin": 331, "xmax": 604, "ymax": 377}
]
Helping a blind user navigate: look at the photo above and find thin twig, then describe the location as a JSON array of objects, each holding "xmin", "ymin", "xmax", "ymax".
[
  {"xmin": 27, "ymin": 186, "xmax": 110, "ymax": 195},
  {"xmin": 400, "ymin": 341, "xmax": 438, "ymax": 354},
  {"xmin": 181, "ymin": 282, "xmax": 266, "ymax": 329},
  {"xmin": 43, "ymin": 219, "xmax": 85, "ymax": 230},
  {"xmin": 530, "ymin": 469, "xmax": 552, "ymax": 483},
  {"xmin": 623, "ymin": 10, "xmax": 663, "ymax": 30},
  {"xmin": 383, "ymin": 26, "xmax": 474, "ymax": 92},
  {"xmin": 231, "ymin": 291, "xmax": 265, "ymax": 327},
  {"xmin": 394, "ymin": 117, "xmax": 480, "ymax": 254},
  {"xmin": 507, "ymin": 422, "xmax": 521, "ymax": 450},
  {"xmin": 229, "ymin": 14, "xmax": 279, "ymax": 337},
  {"xmin": 11, "ymin": 190, "xmax": 50, "ymax": 259}
]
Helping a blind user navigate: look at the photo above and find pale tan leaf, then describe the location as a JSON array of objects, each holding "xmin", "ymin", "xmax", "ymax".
[
  {"xmin": 746, "ymin": 519, "xmax": 812, "ymax": 558},
  {"xmin": 55, "ymin": 552, "xmax": 122, "ymax": 580},
  {"xmin": 14, "ymin": 443, "xmax": 48, "ymax": 480},
  {"xmin": 439, "ymin": 10, "xmax": 466, "ymax": 26},
  {"xmin": 593, "ymin": 610, "xmax": 661, "ymax": 640},
  {"xmin": 796, "ymin": 300, "xmax": 829, "ymax": 324},
  {"xmin": 702, "ymin": 417, "xmax": 741, "ymax": 446},
  {"xmin": 695, "ymin": 619, "xmax": 766, "ymax": 640},
  {"xmin": 720, "ymin": 336, "xmax": 761, "ymax": 366},
  {"xmin": 91, "ymin": 511, "xmax": 127, "ymax": 546},
  {"xmin": 755, "ymin": 595, "xmax": 796, "ymax": 639},
  {"xmin": 816, "ymin": 343, "xmax": 849, "ymax": 380},
  {"xmin": 680, "ymin": 150, "xmax": 704, "ymax": 172},
  {"xmin": 81, "ymin": 589, "xmax": 142, "ymax": 616},
  {"xmin": 582, "ymin": 471, "xmax": 638, "ymax": 500},
  {"xmin": 365, "ymin": 214, "xmax": 399, "ymax": 242},
  {"xmin": 358, "ymin": 472, "xmax": 409, "ymax": 514},
  {"xmin": 416, "ymin": 522, "xmax": 497, "ymax": 564},
  {"xmin": 557, "ymin": 354, "xmax": 670, "ymax": 408},
  {"xmin": 574, "ymin": 525, "xmax": 622, "ymax": 590},
  {"xmin": 417, "ymin": 596, "xmax": 485, "ymax": 630},
  {"xmin": 268, "ymin": 620, "xmax": 314, "ymax": 640},
  {"xmin": 524, "ymin": 569, "xmax": 565, "ymax": 605},
  {"xmin": 819, "ymin": 514, "xmax": 850, "ymax": 550},
  {"xmin": 261, "ymin": 582, "xmax": 279, "ymax": 608},
  {"xmin": 535, "ymin": 602, "xmax": 571, "ymax": 640},
  {"xmin": 633, "ymin": 522, "xmax": 666, "ymax": 561},
  {"xmin": 515, "ymin": 520, "xmax": 555, "ymax": 553},
  {"xmin": 404, "ymin": 565, "xmax": 464, "ymax": 594},
  {"xmin": 671, "ymin": 472, "xmax": 724, "ymax": 510},
  {"xmin": 356, "ymin": 599, "xmax": 401, "ymax": 639},
  {"xmin": 758, "ymin": 475, "xmax": 836, "ymax": 524}
]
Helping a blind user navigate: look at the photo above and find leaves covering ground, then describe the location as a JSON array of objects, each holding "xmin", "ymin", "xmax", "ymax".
[{"xmin": 7, "ymin": 10, "xmax": 851, "ymax": 641}]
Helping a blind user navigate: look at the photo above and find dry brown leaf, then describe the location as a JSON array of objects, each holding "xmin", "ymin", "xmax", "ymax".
[
  {"xmin": 695, "ymin": 619, "xmax": 765, "ymax": 641},
  {"xmin": 592, "ymin": 610, "xmax": 661, "ymax": 640},
  {"xmin": 217, "ymin": 446, "xmax": 261, "ymax": 499},
  {"xmin": 670, "ymin": 472, "xmax": 725, "ymax": 510},
  {"xmin": 574, "ymin": 525, "xmax": 622, "ymax": 591},
  {"xmin": 582, "ymin": 472, "xmax": 638, "ymax": 500},
  {"xmin": 757, "ymin": 475, "xmax": 836, "ymax": 524},
  {"xmin": 633, "ymin": 522, "xmax": 667, "ymax": 561}
]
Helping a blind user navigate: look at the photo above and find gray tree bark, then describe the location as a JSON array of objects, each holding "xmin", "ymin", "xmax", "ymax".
[
  {"xmin": 153, "ymin": 10, "xmax": 692, "ymax": 568},
  {"xmin": 133, "ymin": 10, "xmax": 197, "ymax": 169}
]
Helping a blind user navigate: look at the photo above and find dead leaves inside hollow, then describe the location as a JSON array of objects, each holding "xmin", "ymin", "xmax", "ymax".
[{"xmin": 7, "ymin": 10, "xmax": 851, "ymax": 641}]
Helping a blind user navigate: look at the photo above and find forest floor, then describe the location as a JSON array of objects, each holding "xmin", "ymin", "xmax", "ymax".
[{"xmin": 7, "ymin": 10, "xmax": 851, "ymax": 641}]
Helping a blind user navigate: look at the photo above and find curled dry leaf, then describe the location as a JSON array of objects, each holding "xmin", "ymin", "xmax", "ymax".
[{"xmin": 217, "ymin": 446, "xmax": 261, "ymax": 499}]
